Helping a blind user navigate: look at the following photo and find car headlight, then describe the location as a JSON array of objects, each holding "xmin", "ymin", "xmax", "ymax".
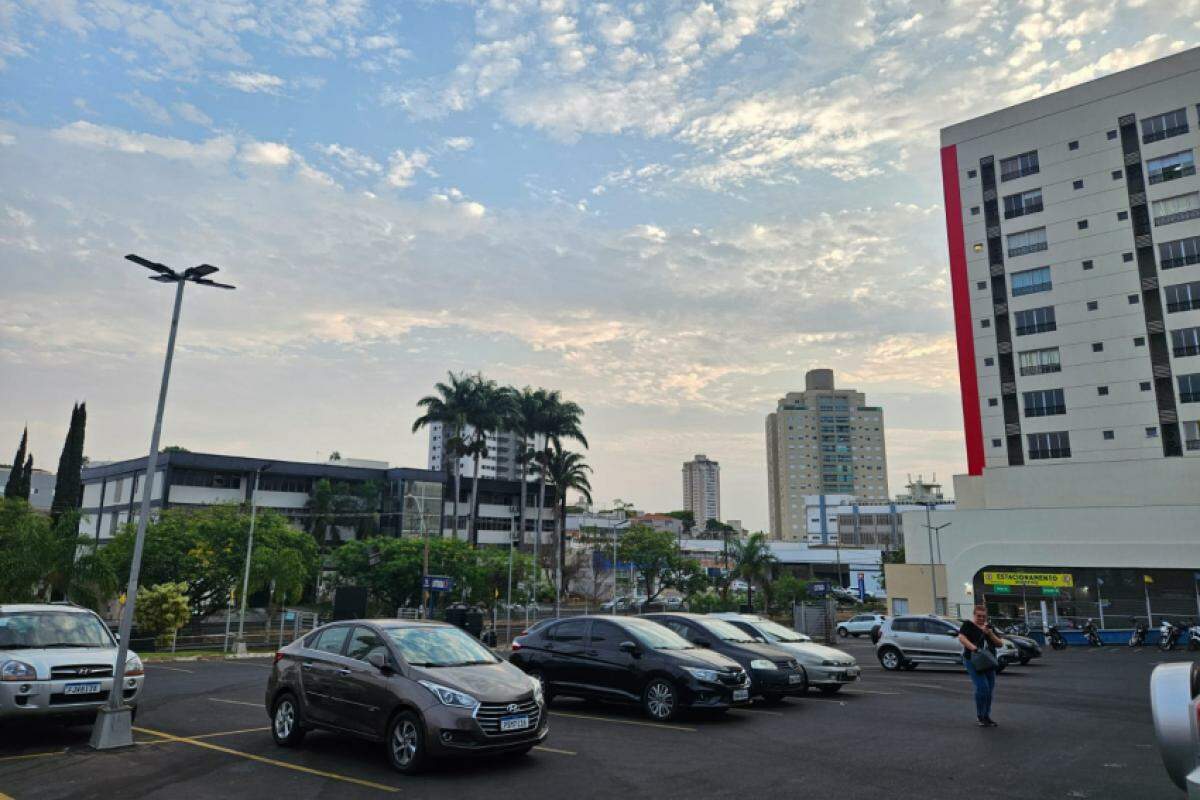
[
  {"xmin": 0, "ymin": 659, "xmax": 36, "ymax": 681},
  {"xmin": 684, "ymin": 667, "xmax": 720, "ymax": 682},
  {"xmin": 418, "ymin": 680, "xmax": 479, "ymax": 711},
  {"xmin": 749, "ymin": 659, "xmax": 777, "ymax": 671},
  {"xmin": 125, "ymin": 653, "xmax": 144, "ymax": 677},
  {"xmin": 528, "ymin": 674, "xmax": 544, "ymax": 704},
  {"xmin": 821, "ymin": 660, "xmax": 839, "ymax": 666}
]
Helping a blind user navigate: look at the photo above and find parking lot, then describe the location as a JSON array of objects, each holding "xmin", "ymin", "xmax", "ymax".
[{"xmin": 1, "ymin": 638, "xmax": 1194, "ymax": 799}]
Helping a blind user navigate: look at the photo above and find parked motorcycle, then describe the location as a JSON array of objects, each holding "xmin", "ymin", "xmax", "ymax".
[
  {"xmin": 1046, "ymin": 624, "xmax": 1068, "ymax": 650},
  {"xmin": 1158, "ymin": 619, "xmax": 1189, "ymax": 651},
  {"xmin": 1128, "ymin": 619, "xmax": 1148, "ymax": 647},
  {"xmin": 1082, "ymin": 618, "xmax": 1103, "ymax": 647},
  {"xmin": 1188, "ymin": 624, "xmax": 1200, "ymax": 651}
]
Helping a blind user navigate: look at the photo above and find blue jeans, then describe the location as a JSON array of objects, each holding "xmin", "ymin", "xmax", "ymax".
[{"xmin": 963, "ymin": 656, "xmax": 996, "ymax": 719}]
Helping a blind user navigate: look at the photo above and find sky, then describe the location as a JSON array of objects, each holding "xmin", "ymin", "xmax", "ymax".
[{"xmin": 1, "ymin": 1, "xmax": 1197, "ymax": 531}]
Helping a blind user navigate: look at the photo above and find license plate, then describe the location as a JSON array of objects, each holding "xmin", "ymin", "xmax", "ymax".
[
  {"xmin": 64, "ymin": 682, "xmax": 102, "ymax": 696},
  {"xmin": 788, "ymin": 674, "xmax": 804, "ymax": 684},
  {"xmin": 840, "ymin": 671, "xmax": 859, "ymax": 682},
  {"xmin": 732, "ymin": 688, "xmax": 749, "ymax": 701},
  {"xmin": 499, "ymin": 715, "xmax": 530, "ymax": 732}
]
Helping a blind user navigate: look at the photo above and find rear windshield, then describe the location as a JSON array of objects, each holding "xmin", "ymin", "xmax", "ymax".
[
  {"xmin": 694, "ymin": 618, "xmax": 756, "ymax": 642},
  {"xmin": 749, "ymin": 619, "xmax": 807, "ymax": 643},
  {"xmin": 384, "ymin": 626, "xmax": 499, "ymax": 667},
  {"xmin": 620, "ymin": 618, "xmax": 694, "ymax": 650},
  {"xmin": 0, "ymin": 611, "xmax": 114, "ymax": 649}
]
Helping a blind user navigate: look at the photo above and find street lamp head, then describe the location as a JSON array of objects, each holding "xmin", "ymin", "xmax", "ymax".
[{"xmin": 127, "ymin": 253, "xmax": 235, "ymax": 290}]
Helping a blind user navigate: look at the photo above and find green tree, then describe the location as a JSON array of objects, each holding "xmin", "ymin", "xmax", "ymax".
[
  {"xmin": 462, "ymin": 375, "xmax": 511, "ymax": 548},
  {"xmin": 666, "ymin": 510, "xmax": 695, "ymax": 535},
  {"xmin": 661, "ymin": 557, "xmax": 710, "ymax": 600},
  {"xmin": 0, "ymin": 497, "xmax": 56, "ymax": 601},
  {"xmin": 4, "ymin": 427, "xmax": 29, "ymax": 500},
  {"xmin": 527, "ymin": 390, "xmax": 587, "ymax": 599},
  {"xmin": 772, "ymin": 574, "xmax": 810, "ymax": 610},
  {"xmin": 134, "ymin": 582, "xmax": 190, "ymax": 648},
  {"xmin": 51, "ymin": 402, "xmax": 87, "ymax": 523},
  {"xmin": 730, "ymin": 532, "xmax": 777, "ymax": 613},
  {"xmin": 331, "ymin": 536, "xmax": 483, "ymax": 613},
  {"xmin": 504, "ymin": 386, "xmax": 548, "ymax": 556},
  {"xmin": 413, "ymin": 372, "xmax": 476, "ymax": 541},
  {"xmin": 539, "ymin": 441, "xmax": 592, "ymax": 601},
  {"xmin": 468, "ymin": 546, "xmax": 534, "ymax": 611},
  {"xmin": 617, "ymin": 524, "xmax": 680, "ymax": 602}
]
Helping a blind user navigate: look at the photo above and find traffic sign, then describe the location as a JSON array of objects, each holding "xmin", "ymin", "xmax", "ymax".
[
  {"xmin": 809, "ymin": 581, "xmax": 830, "ymax": 597},
  {"xmin": 1040, "ymin": 587, "xmax": 1060, "ymax": 596},
  {"xmin": 991, "ymin": 585, "xmax": 1013, "ymax": 594},
  {"xmin": 422, "ymin": 575, "xmax": 454, "ymax": 592},
  {"xmin": 856, "ymin": 572, "xmax": 866, "ymax": 601}
]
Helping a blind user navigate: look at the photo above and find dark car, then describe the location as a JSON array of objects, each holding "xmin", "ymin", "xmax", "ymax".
[
  {"xmin": 509, "ymin": 615, "xmax": 750, "ymax": 721},
  {"xmin": 641, "ymin": 613, "xmax": 809, "ymax": 702},
  {"xmin": 266, "ymin": 619, "xmax": 547, "ymax": 773},
  {"xmin": 1004, "ymin": 633, "xmax": 1042, "ymax": 665}
]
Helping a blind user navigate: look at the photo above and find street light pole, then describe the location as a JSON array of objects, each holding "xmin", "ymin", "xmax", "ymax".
[
  {"xmin": 611, "ymin": 517, "xmax": 629, "ymax": 614},
  {"xmin": 235, "ymin": 463, "xmax": 271, "ymax": 655},
  {"xmin": 91, "ymin": 254, "xmax": 234, "ymax": 750},
  {"xmin": 923, "ymin": 503, "xmax": 951, "ymax": 616}
]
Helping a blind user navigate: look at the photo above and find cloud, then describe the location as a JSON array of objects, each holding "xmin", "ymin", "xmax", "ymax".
[
  {"xmin": 442, "ymin": 136, "xmax": 474, "ymax": 151},
  {"xmin": 386, "ymin": 149, "xmax": 433, "ymax": 188},
  {"xmin": 120, "ymin": 91, "xmax": 172, "ymax": 125},
  {"xmin": 239, "ymin": 140, "xmax": 295, "ymax": 166},
  {"xmin": 318, "ymin": 143, "xmax": 381, "ymax": 175},
  {"xmin": 51, "ymin": 121, "xmax": 236, "ymax": 162},
  {"xmin": 173, "ymin": 102, "xmax": 213, "ymax": 126},
  {"xmin": 218, "ymin": 71, "xmax": 286, "ymax": 94}
]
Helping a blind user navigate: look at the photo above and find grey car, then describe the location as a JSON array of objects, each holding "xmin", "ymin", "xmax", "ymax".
[
  {"xmin": 875, "ymin": 615, "xmax": 1018, "ymax": 672},
  {"xmin": 711, "ymin": 613, "xmax": 861, "ymax": 695}
]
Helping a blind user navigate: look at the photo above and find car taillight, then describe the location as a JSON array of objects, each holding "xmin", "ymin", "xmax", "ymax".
[
  {"xmin": 511, "ymin": 640, "xmax": 522, "ymax": 651},
  {"xmin": 273, "ymin": 652, "xmax": 285, "ymax": 664}
]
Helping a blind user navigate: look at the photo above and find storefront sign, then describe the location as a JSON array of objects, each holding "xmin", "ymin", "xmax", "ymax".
[
  {"xmin": 991, "ymin": 585, "xmax": 1013, "ymax": 594},
  {"xmin": 983, "ymin": 571, "xmax": 1074, "ymax": 588}
]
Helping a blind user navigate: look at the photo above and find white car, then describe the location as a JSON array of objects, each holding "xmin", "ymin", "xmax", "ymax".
[
  {"xmin": 0, "ymin": 603, "xmax": 144, "ymax": 725},
  {"xmin": 710, "ymin": 613, "xmax": 862, "ymax": 695},
  {"xmin": 837, "ymin": 614, "xmax": 887, "ymax": 638}
]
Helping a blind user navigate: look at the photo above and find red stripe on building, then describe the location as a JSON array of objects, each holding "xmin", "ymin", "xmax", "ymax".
[{"xmin": 941, "ymin": 144, "xmax": 985, "ymax": 475}]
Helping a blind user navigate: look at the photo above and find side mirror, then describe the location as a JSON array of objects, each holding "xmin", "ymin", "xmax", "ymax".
[
  {"xmin": 618, "ymin": 640, "xmax": 640, "ymax": 655},
  {"xmin": 947, "ymin": 630, "xmax": 959, "ymax": 637},
  {"xmin": 367, "ymin": 651, "xmax": 392, "ymax": 673}
]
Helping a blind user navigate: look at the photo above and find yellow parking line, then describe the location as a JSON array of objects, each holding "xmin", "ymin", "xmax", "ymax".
[
  {"xmin": 209, "ymin": 698, "xmax": 260, "ymax": 707},
  {"xmin": 132, "ymin": 727, "xmax": 399, "ymax": 794},
  {"xmin": 192, "ymin": 727, "xmax": 270, "ymax": 740},
  {"xmin": 549, "ymin": 711, "xmax": 695, "ymax": 732},
  {"xmin": 0, "ymin": 749, "xmax": 68, "ymax": 763},
  {"xmin": 1, "ymin": 791, "xmax": 13, "ymax": 799},
  {"xmin": 533, "ymin": 745, "xmax": 576, "ymax": 755}
]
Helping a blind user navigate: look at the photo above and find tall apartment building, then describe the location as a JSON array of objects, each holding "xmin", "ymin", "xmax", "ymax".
[
  {"xmin": 940, "ymin": 48, "xmax": 1200, "ymax": 472},
  {"xmin": 765, "ymin": 369, "xmax": 889, "ymax": 540},
  {"xmin": 426, "ymin": 422, "xmax": 523, "ymax": 481},
  {"xmin": 681, "ymin": 454, "xmax": 720, "ymax": 527}
]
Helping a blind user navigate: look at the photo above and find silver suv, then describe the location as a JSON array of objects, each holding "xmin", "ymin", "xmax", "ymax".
[
  {"xmin": 875, "ymin": 615, "xmax": 1017, "ymax": 672},
  {"xmin": 0, "ymin": 604, "xmax": 144, "ymax": 725}
]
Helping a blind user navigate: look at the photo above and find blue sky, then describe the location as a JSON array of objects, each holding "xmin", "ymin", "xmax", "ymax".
[{"xmin": 1, "ymin": 1, "xmax": 1197, "ymax": 528}]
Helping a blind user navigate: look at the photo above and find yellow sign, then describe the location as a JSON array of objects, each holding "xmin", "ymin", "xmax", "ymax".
[{"xmin": 983, "ymin": 571, "xmax": 1074, "ymax": 588}]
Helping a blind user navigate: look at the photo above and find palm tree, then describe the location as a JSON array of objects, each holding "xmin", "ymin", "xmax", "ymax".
[
  {"xmin": 731, "ymin": 532, "xmax": 777, "ymax": 613},
  {"xmin": 540, "ymin": 442, "xmax": 592, "ymax": 607},
  {"xmin": 462, "ymin": 376, "xmax": 512, "ymax": 547},
  {"xmin": 505, "ymin": 386, "xmax": 548, "ymax": 554},
  {"xmin": 412, "ymin": 372, "xmax": 474, "ymax": 540},
  {"xmin": 528, "ymin": 391, "xmax": 587, "ymax": 603}
]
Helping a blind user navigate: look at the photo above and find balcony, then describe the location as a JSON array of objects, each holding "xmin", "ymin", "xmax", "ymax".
[
  {"xmin": 1174, "ymin": 344, "xmax": 1200, "ymax": 358},
  {"xmin": 1143, "ymin": 125, "xmax": 1189, "ymax": 144},
  {"xmin": 1019, "ymin": 363, "xmax": 1062, "ymax": 376},
  {"xmin": 1161, "ymin": 253, "xmax": 1200, "ymax": 270},
  {"xmin": 1028, "ymin": 447, "xmax": 1071, "ymax": 460},
  {"xmin": 1011, "ymin": 281, "xmax": 1052, "ymax": 297},
  {"xmin": 1024, "ymin": 405, "xmax": 1067, "ymax": 418},
  {"xmin": 1155, "ymin": 209, "xmax": 1200, "ymax": 227},
  {"xmin": 1015, "ymin": 322, "xmax": 1056, "ymax": 336},
  {"xmin": 1186, "ymin": 439, "xmax": 1200, "ymax": 451},
  {"xmin": 1168, "ymin": 300, "xmax": 1198, "ymax": 313},
  {"xmin": 1004, "ymin": 201, "xmax": 1044, "ymax": 220},
  {"xmin": 1008, "ymin": 242, "xmax": 1049, "ymax": 258},
  {"xmin": 1148, "ymin": 165, "xmax": 1196, "ymax": 185}
]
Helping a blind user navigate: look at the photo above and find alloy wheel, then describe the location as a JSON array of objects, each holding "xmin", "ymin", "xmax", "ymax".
[
  {"xmin": 646, "ymin": 681, "xmax": 675, "ymax": 720},
  {"xmin": 392, "ymin": 720, "xmax": 419, "ymax": 767},
  {"xmin": 274, "ymin": 700, "xmax": 294, "ymax": 739}
]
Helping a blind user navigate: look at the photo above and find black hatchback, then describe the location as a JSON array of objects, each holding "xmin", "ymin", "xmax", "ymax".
[
  {"xmin": 509, "ymin": 615, "xmax": 750, "ymax": 721},
  {"xmin": 641, "ymin": 613, "xmax": 808, "ymax": 702}
]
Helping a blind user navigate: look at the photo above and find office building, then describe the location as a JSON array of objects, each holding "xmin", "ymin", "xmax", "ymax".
[
  {"xmin": 941, "ymin": 47, "xmax": 1200, "ymax": 471},
  {"xmin": 426, "ymin": 422, "xmax": 525, "ymax": 481},
  {"xmin": 765, "ymin": 369, "xmax": 889, "ymax": 540},
  {"xmin": 681, "ymin": 454, "xmax": 720, "ymax": 528},
  {"xmin": 0, "ymin": 466, "xmax": 56, "ymax": 511}
]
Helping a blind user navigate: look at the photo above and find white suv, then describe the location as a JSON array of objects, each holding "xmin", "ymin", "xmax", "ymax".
[
  {"xmin": 837, "ymin": 614, "xmax": 886, "ymax": 638},
  {"xmin": 875, "ymin": 615, "xmax": 1018, "ymax": 672},
  {"xmin": 0, "ymin": 604, "xmax": 144, "ymax": 725}
]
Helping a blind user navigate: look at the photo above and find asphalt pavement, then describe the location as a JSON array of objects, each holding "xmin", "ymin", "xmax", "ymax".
[{"xmin": 0, "ymin": 637, "xmax": 1195, "ymax": 799}]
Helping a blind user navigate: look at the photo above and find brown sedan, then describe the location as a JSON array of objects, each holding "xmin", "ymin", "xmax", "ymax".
[{"xmin": 265, "ymin": 619, "xmax": 547, "ymax": 773}]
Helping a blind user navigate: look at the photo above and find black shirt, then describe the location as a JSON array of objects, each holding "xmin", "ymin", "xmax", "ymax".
[{"xmin": 960, "ymin": 620, "xmax": 995, "ymax": 652}]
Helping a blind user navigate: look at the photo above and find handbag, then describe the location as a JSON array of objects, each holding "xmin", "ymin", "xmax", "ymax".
[{"xmin": 970, "ymin": 644, "xmax": 998, "ymax": 673}]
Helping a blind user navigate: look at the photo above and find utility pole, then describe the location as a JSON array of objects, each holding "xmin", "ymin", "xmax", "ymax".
[
  {"xmin": 923, "ymin": 504, "xmax": 951, "ymax": 616},
  {"xmin": 235, "ymin": 463, "xmax": 271, "ymax": 655}
]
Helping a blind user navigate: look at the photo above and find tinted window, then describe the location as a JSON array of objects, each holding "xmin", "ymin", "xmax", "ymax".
[
  {"xmin": 588, "ymin": 621, "xmax": 624, "ymax": 648},
  {"xmin": 550, "ymin": 620, "xmax": 588, "ymax": 642},
  {"xmin": 660, "ymin": 620, "xmax": 694, "ymax": 640},
  {"xmin": 892, "ymin": 619, "xmax": 919, "ymax": 633},
  {"xmin": 694, "ymin": 618, "xmax": 756, "ymax": 642},
  {"xmin": 922, "ymin": 620, "xmax": 957, "ymax": 635},
  {"xmin": 312, "ymin": 626, "xmax": 350, "ymax": 655},
  {"xmin": 346, "ymin": 626, "xmax": 387, "ymax": 661}
]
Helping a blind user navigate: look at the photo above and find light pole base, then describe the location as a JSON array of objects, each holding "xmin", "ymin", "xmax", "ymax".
[
  {"xmin": 89, "ymin": 705, "xmax": 134, "ymax": 750},
  {"xmin": 233, "ymin": 640, "xmax": 249, "ymax": 656}
]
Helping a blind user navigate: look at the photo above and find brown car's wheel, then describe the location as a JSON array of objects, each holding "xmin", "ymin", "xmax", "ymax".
[
  {"xmin": 386, "ymin": 711, "xmax": 427, "ymax": 774},
  {"xmin": 642, "ymin": 678, "xmax": 678, "ymax": 722},
  {"xmin": 271, "ymin": 694, "xmax": 306, "ymax": 747}
]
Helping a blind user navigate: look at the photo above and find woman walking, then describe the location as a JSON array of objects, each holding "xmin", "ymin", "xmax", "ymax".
[{"xmin": 958, "ymin": 605, "xmax": 1004, "ymax": 727}]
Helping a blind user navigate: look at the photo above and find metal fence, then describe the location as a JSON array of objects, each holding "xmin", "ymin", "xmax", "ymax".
[{"xmin": 112, "ymin": 608, "xmax": 323, "ymax": 654}]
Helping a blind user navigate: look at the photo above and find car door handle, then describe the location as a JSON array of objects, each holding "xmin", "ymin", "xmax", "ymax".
[
  {"xmin": 336, "ymin": 668, "xmax": 351, "ymax": 676},
  {"xmin": 302, "ymin": 662, "xmax": 314, "ymax": 670}
]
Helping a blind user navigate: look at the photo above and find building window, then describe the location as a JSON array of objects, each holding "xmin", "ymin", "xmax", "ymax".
[
  {"xmin": 1123, "ymin": 252, "xmax": 1134, "ymax": 262},
  {"xmin": 1000, "ymin": 150, "xmax": 1040, "ymax": 181},
  {"xmin": 988, "ymin": 398, "xmax": 998, "ymax": 407},
  {"xmin": 1015, "ymin": 306, "xmax": 1056, "ymax": 336},
  {"xmin": 1092, "ymin": 342, "xmax": 1104, "ymax": 352},
  {"xmin": 1112, "ymin": 170, "xmax": 1122, "ymax": 180},
  {"xmin": 1107, "ymin": 130, "xmax": 1118, "ymax": 140},
  {"xmin": 967, "ymin": 169, "xmax": 977, "ymax": 179},
  {"xmin": 1141, "ymin": 108, "xmax": 1189, "ymax": 143},
  {"xmin": 1023, "ymin": 388, "xmax": 1066, "ymax": 417},
  {"xmin": 1073, "ymin": 179, "xmax": 1084, "ymax": 190},
  {"xmin": 971, "ymin": 206, "xmax": 980, "ymax": 215},
  {"xmin": 1140, "ymin": 381, "xmax": 1152, "ymax": 391},
  {"xmin": 1172, "ymin": 327, "xmax": 1200, "ymax": 358},
  {"xmin": 1098, "ymin": 386, "xmax": 1109, "ymax": 396},
  {"xmin": 1087, "ymin": 300, "xmax": 1099, "ymax": 311},
  {"xmin": 1068, "ymin": 140, "xmax": 1079, "ymax": 151},
  {"xmin": 1128, "ymin": 294, "xmax": 1140, "ymax": 304},
  {"xmin": 1003, "ymin": 188, "xmax": 1044, "ymax": 219},
  {"xmin": 980, "ymin": 318, "xmax": 991, "ymax": 329},
  {"xmin": 992, "ymin": 438, "xmax": 1002, "ymax": 447},
  {"xmin": 1103, "ymin": 430, "xmax": 1114, "ymax": 440},
  {"xmin": 1146, "ymin": 427, "xmax": 1159, "ymax": 438},
  {"xmin": 984, "ymin": 357, "xmax": 995, "ymax": 367},
  {"xmin": 1077, "ymin": 220, "xmax": 1089, "ymax": 230},
  {"xmin": 1134, "ymin": 336, "xmax": 1145, "ymax": 347},
  {"xmin": 1152, "ymin": 192, "xmax": 1200, "ymax": 227},
  {"xmin": 1007, "ymin": 227, "xmax": 1048, "ymax": 257},
  {"xmin": 1082, "ymin": 259, "xmax": 1094, "ymax": 270},
  {"xmin": 1018, "ymin": 346, "xmax": 1061, "ymax": 376},
  {"xmin": 1160, "ymin": 236, "xmax": 1200, "ymax": 269},
  {"xmin": 1166, "ymin": 281, "xmax": 1200, "ymax": 313},
  {"xmin": 1027, "ymin": 431, "xmax": 1071, "ymax": 459},
  {"xmin": 977, "ymin": 280, "xmax": 987, "ymax": 290},
  {"xmin": 1011, "ymin": 266, "xmax": 1052, "ymax": 296},
  {"xmin": 1184, "ymin": 420, "xmax": 1200, "ymax": 450},
  {"xmin": 1181, "ymin": 373, "xmax": 1200, "ymax": 403},
  {"xmin": 973, "ymin": 243, "xmax": 983, "ymax": 253},
  {"xmin": 1117, "ymin": 211, "xmax": 1129, "ymax": 221},
  {"xmin": 1147, "ymin": 150, "xmax": 1197, "ymax": 185}
]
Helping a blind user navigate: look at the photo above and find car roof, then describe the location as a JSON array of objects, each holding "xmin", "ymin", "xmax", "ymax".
[
  {"xmin": 0, "ymin": 604, "xmax": 95, "ymax": 614},
  {"xmin": 324, "ymin": 619, "xmax": 455, "ymax": 629}
]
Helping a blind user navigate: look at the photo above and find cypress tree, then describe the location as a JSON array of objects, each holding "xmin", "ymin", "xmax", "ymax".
[
  {"xmin": 52, "ymin": 402, "xmax": 87, "ymax": 521},
  {"xmin": 4, "ymin": 426, "xmax": 28, "ymax": 499}
]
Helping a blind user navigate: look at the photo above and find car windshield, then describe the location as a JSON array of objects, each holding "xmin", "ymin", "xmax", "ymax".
[
  {"xmin": 749, "ymin": 619, "xmax": 807, "ymax": 643},
  {"xmin": 695, "ymin": 618, "xmax": 756, "ymax": 643},
  {"xmin": 384, "ymin": 626, "xmax": 499, "ymax": 667},
  {"xmin": 620, "ymin": 618, "xmax": 694, "ymax": 650},
  {"xmin": 0, "ymin": 610, "xmax": 114, "ymax": 649}
]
